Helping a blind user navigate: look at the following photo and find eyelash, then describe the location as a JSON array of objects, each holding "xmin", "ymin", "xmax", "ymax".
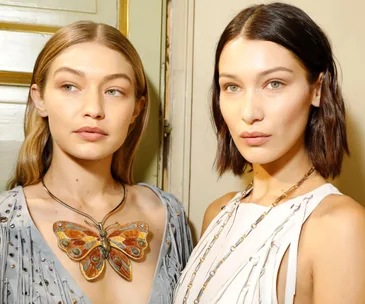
[
  {"xmin": 266, "ymin": 80, "xmax": 284, "ymax": 90},
  {"xmin": 222, "ymin": 80, "xmax": 285, "ymax": 92},
  {"xmin": 105, "ymin": 89, "xmax": 125, "ymax": 97},
  {"xmin": 60, "ymin": 84, "xmax": 125, "ymax": 96},
  {"xmin": 223, "ymin": 83, "xmax": 240, "ymax": 92},
  {"xmin": 61, "ymin": 83, "xmax": 78, "ymax": 91}
]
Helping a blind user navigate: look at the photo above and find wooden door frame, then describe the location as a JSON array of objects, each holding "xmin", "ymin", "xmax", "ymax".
[{"xmin": 165, "ymin": 0, "xmax": 195, "ymax": 213}]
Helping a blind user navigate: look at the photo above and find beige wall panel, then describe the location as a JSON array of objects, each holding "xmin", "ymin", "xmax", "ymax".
[
  {"xmin": 185, "ymin": 0, "xmax": 365, "ymax": 238},
  {"xmin": 0, "ymin": 86, "xmax": 28, "ymax": 103},
  {"xmin": 0, "ymin": 103, "xmax": 25, "ymax": 141},
  {"xmin": 0, "ymin": 31, "xmax": 51, "ymax": 72},
  {"xmin": 0, "ymin": 0, "xmax": 117, "ymax": 27},
  {"xmin": 0, "ymin": 102, "xmax": 25, "ymax": 190},
  {"xmin": 0, "ymin": 141, "xmax": 22, "ymax": 190},
  {"xmin": 0, "ymin": 0, "xmax": 97, "ymax": 13},
  {"xmin": 129, "ymin": 0, "xmax": 165, "ymax": 187}
]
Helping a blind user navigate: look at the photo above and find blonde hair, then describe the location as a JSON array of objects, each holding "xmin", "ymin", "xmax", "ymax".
[{"xmin": 7, "ymin": 21, "xmax": 149, "ymax": 189}]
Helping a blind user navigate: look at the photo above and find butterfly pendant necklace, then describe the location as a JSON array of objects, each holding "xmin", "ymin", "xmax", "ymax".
[{"xmin": 41, "ymin": 179, "xmax": 149, "ymax": 282}]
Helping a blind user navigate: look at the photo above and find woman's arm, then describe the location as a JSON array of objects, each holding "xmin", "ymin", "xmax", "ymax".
[{"xmin": 312, "ymin": 195, "xmax": 365, "ymax": 304}]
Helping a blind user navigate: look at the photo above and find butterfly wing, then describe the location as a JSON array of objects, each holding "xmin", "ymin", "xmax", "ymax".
[
  {"xmin": 53, "ymin": 221, "xmax": 101, "ymax": 261},
  {"xmin": 108, "ymin": 221, "xmax": 149, "ymax": 260},
  {"xmin": 108, "ymin": 247, "xmax": 132, "ymax": 281},
  {"xmin": 79, "ymin": 246, "xmax": 106, "ymax": 281}
]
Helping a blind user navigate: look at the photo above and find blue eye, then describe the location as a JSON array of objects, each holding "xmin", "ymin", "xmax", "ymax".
[
  {"xmin": 62, "ymin": 84, "xmax": 77, "ymax": 91},
  {"xmin": 106, "ymin": 89, "xmax": 123, "ymax": 96}
]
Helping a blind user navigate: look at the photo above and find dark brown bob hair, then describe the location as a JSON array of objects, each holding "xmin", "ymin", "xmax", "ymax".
[{"xmin": 212, "ymin": 2, "xmax": 348, "ymax": 179}]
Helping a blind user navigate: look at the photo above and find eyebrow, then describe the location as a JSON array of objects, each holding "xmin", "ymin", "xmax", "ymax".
[
  {"xmin": 54, "ymin": 67, "xmax": 84, "ymax": 77},
  {"xmin": 104, "ymin": 73, "xmax": 131, "ymax": 84},
  {"xmin": 219, "ymin": 67, "xmax": 294, "ymax": 80},
  {"xmin": 53, "ymin": 67, "xmax": 132, "ymax": 84}
]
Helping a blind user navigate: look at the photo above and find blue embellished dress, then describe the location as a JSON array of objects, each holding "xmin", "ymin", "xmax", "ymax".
[{"xmin": 0, "ymin": 183, "xmax": 193, "ymax": 304}]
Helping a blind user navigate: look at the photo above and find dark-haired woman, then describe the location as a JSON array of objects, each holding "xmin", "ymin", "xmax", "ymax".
[{"xmin": 174, "ymin": 3, "xmax": 365, "ymax": 304}]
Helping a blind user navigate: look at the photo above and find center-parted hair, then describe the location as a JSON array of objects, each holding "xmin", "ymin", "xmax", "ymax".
[
  {"xmin": 7, "ymin": 21, "xmax": 149, "ymax": 189},
  {"xmin": 211, "ymin": 2, "xmax": 348, "ymax": 179}
]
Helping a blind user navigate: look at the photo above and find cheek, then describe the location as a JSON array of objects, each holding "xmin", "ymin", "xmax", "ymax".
[
  {"xmin": 44, "ymin": 89, "xmax": 78, "ymax": 119},
  {"xmin": 108, "ymin": 101, "xmax": 136, "ymax": 129},
  {"xmin": 46, "ymin": 106, "xmax": 72, "ymax": 133},
  {"xmin": 49, "ymin": 104, "xmax": 74, "ymax": 120},
  {"xmin": 48, "ymin": 109, "xmax": 77, "ymax": 139},
  {"xmin": 271, "ymin": 93, "xmax": 311, "ymax": 135},
  {"xmin": 220, "ymin": 99, "xmax": 240, "ymax": 129}
]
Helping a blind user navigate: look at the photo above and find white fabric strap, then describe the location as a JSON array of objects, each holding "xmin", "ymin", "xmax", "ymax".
[
  {"xmin": 284, "ymin": 197, "xmax": 310, "ymax": 303},
  {"xmin": 284, "ymin": 185, "xmax": 340, "ymax": 303}
]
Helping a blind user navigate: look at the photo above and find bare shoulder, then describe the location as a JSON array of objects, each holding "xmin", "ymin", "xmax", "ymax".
[
  {"xmin": 308, "ymin": 193, "xmax": 365, "ymax": 260},
  {"xmin": 200, "ymin": 191, "xmax": 238, "ymax": 237},
  {"xmin": 129, "ymin": 184, "xmax": 167, "ymax": 234},
  {"xmin": 305, "ymin": 195, "xmax": 365, "ymax": 302},
  {"xmin": 130, "ymin": 184, "xmax": 164, "ymax": 211},
  {"xmin": 22, "ymin": 183, "xmax": 57, "ymax": 216},
  {"xmin": 311, "ymin": 194, "xmax": 365, "ymax": 232},
  {"xmin": 206, "ymin": 192, "xmax": 238, "ymax": 216},
  {"xmin": 23, "ymin": 182, "xmax": 48, "ymax": 201}
]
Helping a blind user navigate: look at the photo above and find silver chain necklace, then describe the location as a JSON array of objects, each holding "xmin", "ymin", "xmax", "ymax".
[{"xmin": 41, "ymin": 179, "xmax": 127, "ymax": 228}]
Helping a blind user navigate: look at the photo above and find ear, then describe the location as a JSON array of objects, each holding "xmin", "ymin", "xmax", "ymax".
[
  {"xmin": 31, "ymin": 84, "xmax": 48, "ymax": 117},
  {"xmin": 130, "ymin": 96, "xmax": 145, "ymax": 125},
  {"xmin": 311, "ymin": 72, "xmax": 324, "ymax": 107}
]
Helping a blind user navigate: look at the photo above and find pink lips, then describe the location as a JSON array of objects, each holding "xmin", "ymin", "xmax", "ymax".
[
  {"xmin": 240, "ymin": 131, "xmax": 271, "ymax": 146},
  {"xmin": 74, "ymin": 126, "xmax": 108, "ymax": 142}
]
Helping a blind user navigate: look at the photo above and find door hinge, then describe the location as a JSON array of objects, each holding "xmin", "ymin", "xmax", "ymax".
[{"xmin": 163, "ymin": 119, "xmax": 172, "ymax": 137}]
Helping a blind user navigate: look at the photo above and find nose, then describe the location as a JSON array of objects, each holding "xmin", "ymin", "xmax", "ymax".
[
  {"xmin": 240, "ymin": 89, "xmax": 264, "ymax": 125},
  {"xmin": 83, "ymin": 89, "xmax": 105, "ymax": 120}
]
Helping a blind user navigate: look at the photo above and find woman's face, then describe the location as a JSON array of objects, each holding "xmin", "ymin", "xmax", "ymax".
[
  {"xmin": 218, "ymin": 37, "xmax": 321, "ymax": 166},
  {"xmin": 32, "ymin": 41, "xmax": 142, "ymax": 161}
]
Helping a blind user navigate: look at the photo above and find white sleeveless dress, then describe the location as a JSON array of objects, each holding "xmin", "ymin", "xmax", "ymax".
[{"xmin": 173, "ymin": 183, "xmax": 341, "ymax": 304}]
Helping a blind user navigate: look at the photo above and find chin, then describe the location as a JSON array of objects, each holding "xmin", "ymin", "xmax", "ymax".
[
  {"xmin": 53, "ymin": 139, "xmax": 122, "ymax": 162},
  {"xmin": 239, "ymin": 148, "xmax": 283, "ymax": 165},
  {"xmin": 71, "ymin": 152, "xmax": 112, "ymax": 162},
  {"xmin": 64, "ymin": 146, "xmax": 119, "ymax": 162}
]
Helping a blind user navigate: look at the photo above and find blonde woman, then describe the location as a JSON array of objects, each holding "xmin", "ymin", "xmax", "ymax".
[{"xmin": 0, "ymin": 21, "xmax": 192, "ymax": 304}]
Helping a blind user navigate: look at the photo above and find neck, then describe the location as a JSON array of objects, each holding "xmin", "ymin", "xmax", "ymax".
[
  {"xmin": 247, "ymin": 145, "xmax": 324, "ymax": 206},
  {"xmin": 43, "ymin": 148, "xmax": 120, "ymax": 205}
]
